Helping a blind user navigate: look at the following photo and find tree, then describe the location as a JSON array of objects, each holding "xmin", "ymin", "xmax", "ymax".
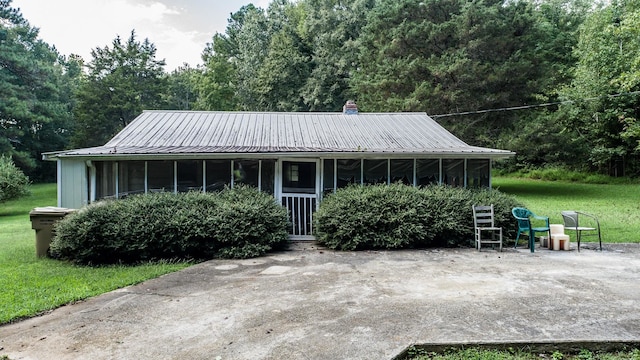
[
  {"xmin": 195, "ymin": 34, "xmax": 239, "ymax": 110},
  {"xmin": 254, "ymin": 0, "xmax": 311, "ymax": 111},
  {"xmin": 351, "ymin": 0, "xmax": 583, "ymax": 148},
  {"xmin": 234, "ymin": 5, "xmax": 271, "ymax": 110},
  {"xmin": 557, "ymin": 0, "xmax": 640, "ymax": 176},
  {"xmin": 300, "ymin": 0, "xmax": 375, "ymax": 111},
  {"xmin": 196, "ymin": 4, "xmax": 267, "ymax": 111},
  {"xmin": 164, "ymin": 64, "xmax": 199, "ymax": 110},
  {"xmin": 0, "ymin": 0, "xmax": 73, "ymax": 181},
  {"xmin": 0, "ymin": 155, "xmax": 29, "ymax": 202},
  {"xmin": 497, "ymin": 0, "xmax": 592, "ymax": 171},
  {"xmin": 72, "ymin": 30, "xmax": 167, "ymax": 148}
]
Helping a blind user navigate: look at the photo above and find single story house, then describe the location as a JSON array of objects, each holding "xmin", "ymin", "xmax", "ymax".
[{"xmin": 44, "ymin": 107, "xmax": 514, "ymax": 239}]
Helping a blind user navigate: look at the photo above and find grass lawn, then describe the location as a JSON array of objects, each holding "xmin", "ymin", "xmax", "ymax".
[
  {"xmin": 493, "ymin": 176, "xmax": 640, "ymax": 244},
  {"xmin": 0, "ymin": 183, "xmax": 191, "ymax": 325},
  {"xmin": 406, "ymin": 347, "xmax": 640, "ymax": 360}
]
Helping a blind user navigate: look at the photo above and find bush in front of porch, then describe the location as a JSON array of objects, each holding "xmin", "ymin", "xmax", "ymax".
[
  {"xmin": 50, "ymin": 186, "xmax": 289, "ymax": 265},
  {"xmin": 314, "ymin": 183, "xmax": 523, "ymax": 250}
]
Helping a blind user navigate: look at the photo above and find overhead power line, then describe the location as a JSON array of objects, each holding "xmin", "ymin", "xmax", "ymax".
[{"xmin": 430, "ymin": 90, "xmax": 640, "ymax": 119}]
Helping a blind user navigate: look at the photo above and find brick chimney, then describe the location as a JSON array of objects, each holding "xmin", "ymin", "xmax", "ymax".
[{"xmin": 343, "ymin": 100, "xmax": 358, "ymax": 115}]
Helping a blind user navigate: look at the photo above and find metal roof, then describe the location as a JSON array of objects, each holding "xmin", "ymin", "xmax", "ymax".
[{"xmin": 46, "ymin": 111, "xmax": 514, "ymax": 159}]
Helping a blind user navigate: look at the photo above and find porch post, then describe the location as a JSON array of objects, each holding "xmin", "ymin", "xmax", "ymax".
[{"xmin": 144, "ymin": 161, "xmax": 148, "ymax": 194}]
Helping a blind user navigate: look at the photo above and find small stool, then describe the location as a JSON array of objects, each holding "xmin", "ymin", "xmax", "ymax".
[
  {"xmin": 552, "ymin": 234, "xmax": 570, "ymax": 250},
  {"xmin": 550, "ymin": 224, "xmax": 570, "ymax": 250}
]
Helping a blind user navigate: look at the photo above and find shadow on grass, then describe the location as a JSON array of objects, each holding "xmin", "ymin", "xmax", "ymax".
[{"xmin": 494, "ymin": 180, "xmax": 604, "ymax": 198}]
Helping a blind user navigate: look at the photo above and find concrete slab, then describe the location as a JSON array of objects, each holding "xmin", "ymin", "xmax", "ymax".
[{"xmin": 1, "ymin": 243, "xmax": 640, "ymax": 360}]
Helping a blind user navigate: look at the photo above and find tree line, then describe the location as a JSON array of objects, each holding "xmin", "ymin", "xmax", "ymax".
[{"xmin": 1, "ymin": 0, "xmax": 639, "ymax": 182}]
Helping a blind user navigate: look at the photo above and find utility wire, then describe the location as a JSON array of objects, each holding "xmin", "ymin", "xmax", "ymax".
[{"xmin": 431, "ymin": 90, "xmax": 640, "ymax": 119}]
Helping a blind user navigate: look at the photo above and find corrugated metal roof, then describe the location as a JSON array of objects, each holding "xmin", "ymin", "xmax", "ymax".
[{"xmin": 48, "ymin": 111, "xmax": 514, "ymax": 158}]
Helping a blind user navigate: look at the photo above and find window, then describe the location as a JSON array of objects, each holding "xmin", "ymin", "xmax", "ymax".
[
  {"xmin": 118, "ymin": 161, "xmax": 145, "ymax": 197},
  {"xmin": 363, "ymin": 159, "xmax": 388, "ymax": 185},
  {"xmin": 443, "ymin": 159, "xmax": 464, "ymax": 187},
  {"xmin": 323, "ymin": 159, "xmax": 335, "ymax": 195},
  {"xmin": 467, "ymin": 159, "xmax": 490, "ymax": 188},
  {"xmin": 148, "ymin": 160, "xmax": 174, "ymax": 192},
  {"xmin": 416, "ymin": 159, "xmax": 439, "ymax": 186},
  {"xmin": 390, "ymin": 159, "xmax": 413, "ymax": 185},
  {"xmin": 205, "ymin": 160, "xmax": 231, "ymax": 192},
  {"xmin": 95, "ymin": 161, "xmax": 115, "ymax": 199},
  {"xmin": 234, "ymin": 160, "xmax": 259, "ymax": 187},
  {"xmin": 261, "ymin": 160, "xmax": 276, "ymax": 194},
  {"xmin": 337, "ymin": 159, "xmax": 361, "ymax": 188},
  {"xmin": 177, "ymin": 160, "xmax": 203, "ymax": 192}
]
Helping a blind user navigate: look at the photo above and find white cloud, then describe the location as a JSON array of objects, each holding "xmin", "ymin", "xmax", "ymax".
[
  {"xmin": 12, "ymin": 0, "xmax": 278, "ymax": 71},
  {"xmin": 13, "ymin": 0, "xmax": 207, "ymax": 70}
]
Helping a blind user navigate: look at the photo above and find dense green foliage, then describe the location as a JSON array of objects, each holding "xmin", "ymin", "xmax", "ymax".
[
  {"xmin": 552, "ymin": 0, "xmax": 640, "ymax": 176},
  {"xmin": 0, "ymin": 183, "xmax": 190, "ymax": 324},
  {"xmin": 314, "ymin": 183, "xmax": 523, "ymax": 250},
  {"xmin": 3, "ymin": 0, "xmax": 640, "ymax": 180},
  {"xmin": 71, "ymin": 30, "xmax": 167, "ymax": 148},
  {"xmin": 0, "ymin": 0, "xmax": 74, "ymax": 181},
  {"xmin": 0, "ymin": 155, "xmax": 29, "ymax": 202},
  {"xmin": 50, "ymin": 187, "xmax": 289, "ymax": 265}
]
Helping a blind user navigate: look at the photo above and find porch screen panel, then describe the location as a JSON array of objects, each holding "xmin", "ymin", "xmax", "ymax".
[
  {"xmin": 205, "ymin": 160, "xmax": 231, "ymax": 192},
  {"xmin": 118, "ymin": 161, "xmax": 145, "ymax": 197},
  {"xmin": 390, "ymin": 159, "xmax": 413, "ymax": 185},
  {"xmin": 147, "ymin": 160, "xmax": 174, "ymax": 192},
  {"xmin": 443, "ymin": 159, "xmax": 464, "ymax": 187},
  {"xmin": 467, "ymin": 159, "xmax": 490, "ymax": 188},
  {"xmin": 416, "ymin": 159, "xmax": 439, "ymax": 186},
  {"xmin": 282, "ymin": 161, "xmax": 316, "ymax": 194},
  {"xmin": 337, "ymin": 159, "xmax": 361, "ymax": 188},
  {"xmin": 234, "ymin": 160, "xmax": 259, "ymax": 187},
  {"xmin": 323, "ymin": 159, "xmax": 335, "ymax": 195},
  {"xmin": 177, "ymin": 160, "xmax": 203, "ymax": 192},
  {"xmin": 261, "ymin": 160, "xmax": 275, "ymax": 194},
  {"xmin": 363, "ymin": 159, "xmax": 388, "ymax": 185},
  {"xmin": 95, "ymin": 161, "xmax": 115, "ymax": 199}
]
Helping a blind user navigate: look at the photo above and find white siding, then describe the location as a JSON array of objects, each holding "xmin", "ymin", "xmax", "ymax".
[{"xmin": 58, "ymin": 159, "xmax": 88, "ymax": 209}]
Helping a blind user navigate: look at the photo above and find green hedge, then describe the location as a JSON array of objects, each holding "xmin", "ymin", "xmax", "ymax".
[
  {"xmin": 50, "ymin": 186, "xmax": 289, "ymax": 264},
  {"xmin": 314, "ymin": 183, "xmax": 524, "ymax": 250}
]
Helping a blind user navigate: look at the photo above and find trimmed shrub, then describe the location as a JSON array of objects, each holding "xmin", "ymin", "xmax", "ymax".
[
  {"xmin": 315, "ymin": 184, "xmax": 524, "ymax": 250},
  {"xmin": 0, "ymin": 155, "xmax": 30, "ymax": 203},
  {"xmin": 50, "ymin": 186, "xmax": 289, "ymax": 265},
  {"xmin": 314, "ymin": 183, "xmax": 430, "ymax": 250}
]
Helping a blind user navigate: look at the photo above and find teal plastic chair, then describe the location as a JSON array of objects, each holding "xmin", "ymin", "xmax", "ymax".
[{"xmin": 512, "ymin": 207, "xmax": 550, "ymax": 253}]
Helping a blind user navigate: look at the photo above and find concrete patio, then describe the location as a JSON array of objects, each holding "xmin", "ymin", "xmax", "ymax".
[{"xmin": 1, "ymin": 242, "xmax": 639, "ymax": 360}]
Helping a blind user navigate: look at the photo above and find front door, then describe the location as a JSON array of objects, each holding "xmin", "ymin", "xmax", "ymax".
[{"xmin": 280, "ymin": 160, "xmax": 319, "ymax": 240}]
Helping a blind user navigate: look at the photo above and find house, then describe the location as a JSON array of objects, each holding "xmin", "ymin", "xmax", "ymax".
[{"xmin": 44, "ymin": 107, "xmax": 514, "ymax": 239}]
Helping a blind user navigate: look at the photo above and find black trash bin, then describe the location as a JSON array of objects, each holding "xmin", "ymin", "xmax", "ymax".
[{"xmin": 29, "ymin": 207, "xmax": 76, "ymax": 257}]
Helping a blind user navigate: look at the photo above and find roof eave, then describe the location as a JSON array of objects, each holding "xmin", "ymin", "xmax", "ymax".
[{"xmin": 45, "ymin": 149, "xmax": 515, "ymax": 161}]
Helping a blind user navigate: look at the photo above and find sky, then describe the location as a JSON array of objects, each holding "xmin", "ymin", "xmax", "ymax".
[{"xmin": 11, "ymin": 0, "xmax": 271, "ymax": 71}]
